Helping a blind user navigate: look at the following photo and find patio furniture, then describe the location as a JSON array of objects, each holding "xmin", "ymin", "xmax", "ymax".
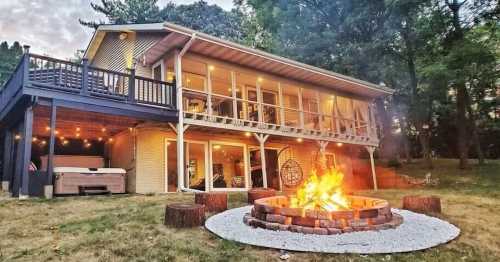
[
  {"xmin": 402, "ymin": 195, "xmax": 441, "ymax": 214},
  {"xmin": 164, "ymin": 203, "xmax": 205, "ymax": 228},
  {"xmin": 194, "ymin": 192, "xmax": 227, "ymax": 213}
]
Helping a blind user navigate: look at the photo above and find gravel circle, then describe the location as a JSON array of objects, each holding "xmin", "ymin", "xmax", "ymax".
[{"xmin": 205, "ymin": 206, "xmax": 460, "ymax": 254}]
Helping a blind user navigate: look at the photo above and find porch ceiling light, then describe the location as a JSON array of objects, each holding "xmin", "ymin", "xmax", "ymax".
[
  {"xmin": 244, "ymin": 132, "xmax": 251, "ymax": 137},
  {"xmin": 296, "ymin": 138, "xmax": 303, "ymax": 143},
  {"xmin": 32, "ymin": 137, "xmax": 38, "ymax": 142},
  {"xmin": 98, "ymin": 137, "xmax": 103, "ymax": 142},
  {"xmin": 336, "ymin": 142, "xmax": 343, "ymax": 147},
  {"xmin": 257, "ymin": 77, "xmax": 263, "ymax": 82},
  {"xmin": 213, "ymin": 144, "xmax": 221, "ymax": 150},
  {"xmin": 208, "ymin": 65, "xmax": 215, "ymax": 71},
  {"xmin": 14, "ymin": 134, "xmax": 21, "ymax": 140}
]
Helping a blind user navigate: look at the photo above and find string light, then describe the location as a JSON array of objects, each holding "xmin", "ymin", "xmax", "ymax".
[
  {"xmin": 14, "ymin": 134, "xmax": 21, "ymax": 140},
  {"xmin": 40, "ymin": 140, "xmax": 47, "ymax": 146},
  {"xmin": 84, "ymin": 142, "xmax": 91, "ymax": 148},
  {"xmin": 45, "ymin": 126, "xmax": 51, "ymax": 131},
  {"xmin": 62, "ymin": 140, "xmax": 69, "ymax": 146},
  {"xmin": 97, "ymin": 137, "xmax": 103, "ymax": 142},
  {"xmin": 75, "ymin": 133, "xmax": 80, "ymax": 138},
  {"xmin": 213, "ymin": 145, "xmax": 221, "ymax": 150},
  {"xmin": 54, "ymin": 130, "xmax": 59, "ymax": 135},
  {"xmin": 32, "ymin": 137, "xmax": 38, "ymax": 142},
  {"xmin": 208, "ymin": 65, "xmax": 215, "ymax": 71},
  {"xmin": 76, "ymin": 127, "xmax": 81, "ymax": 132},
  {"xmin": 83, "ymin": 139, "xmax": 88, "ymax": 143},
  {"xmin": 108, "ymin": 138, "xmax": 114, "ymax": 143},
  {"xmin": 60, "ymin": 136, "xmax": 65, "ymax": 140},
  {"xmin": 101, "ymin": 128, "xmax": 107, "ymax": 132}
]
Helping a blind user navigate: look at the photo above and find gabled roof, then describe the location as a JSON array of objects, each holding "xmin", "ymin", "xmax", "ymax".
[{"xmin": 85, "ymin": 22, "xmax": 394, "ymax": 98}]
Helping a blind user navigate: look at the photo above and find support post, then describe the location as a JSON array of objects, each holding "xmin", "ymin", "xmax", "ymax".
[
  {"xmin": 19, "ymin": 106, "xmax": 33, "ymax": 199},
  {"xmin": 81, "ymin": 58, "xmax": 89, "ymax": 95},
  {"xmin": 45, "ymin": 101, "xmax": 57, "ymax": 199},
  {"xmin": 298, "ymin": 88, "xmax": 304, "ymax": 129},
  {"xmin": 366, "ymin": 146, "xmax": 378, "ymax": 191},
  {"xmin": 174, "ymin": 49, "xmax": 185, "ymax": 191},
  {"xmin": 2, "ymin": 130, "xmax": 13, "ymax": 191},
  {"xmin": 128, "ymin": 64, "xmax": 136, "ymax": 103},
  {"xmin": 317, "ymin": 141, "xmax": 329, "ymax": 171},
  {"xmin": 253, "ymin": 133, "xmax": 270, "ymax": 188}
]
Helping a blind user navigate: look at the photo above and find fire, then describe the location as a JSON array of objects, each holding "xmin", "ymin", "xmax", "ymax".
[{"xmin": 289, "ymin": 167, "xmax": 350, "ymax": 211}]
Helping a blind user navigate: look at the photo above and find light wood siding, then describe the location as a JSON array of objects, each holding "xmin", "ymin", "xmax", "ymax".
[
  {"xmin": 110, "ymin": 131, "xmax": 136, "ymax": 193},
  {"xmin": 133, "ymin": 127, "xmax": 354, "ymax": 193},
  {"xmin": 91, "ymin": 32, "xmax": 165, "ymax": 77},
  {"xmin": 135, "ymin": 128, "xmax": 169, "ymax": 193}
]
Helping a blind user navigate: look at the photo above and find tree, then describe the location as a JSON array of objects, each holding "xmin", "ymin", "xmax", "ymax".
[
  {"xmin": 0, "ymin": 41, "xmax": 23, "ymax": 87},
  {"xmin": 81, "ymin": 0, "xmax": 247, "ymax": 42}
]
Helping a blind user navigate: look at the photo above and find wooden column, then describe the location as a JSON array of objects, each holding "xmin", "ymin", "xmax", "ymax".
[
  {"xmin": 1, "ymin": 130, "xmax": 13, "ymax": 191},
  {"xmin": 278, "ymin": 83, "xmax": 285, "ymax": 126},
  {"xmin": 45, "ymin": 101, "xmax": 57, "ymax": 198},
  {"xmin": 298, "ymin": 88, "xmax": 304, "ymax": 129},
  {"xmin": 366, "ymin": 146, "xmax": 378, "ymax": 191},
  {"xmin": 174, "ymin": 49, "xmax": 185, "ymax": 191},
  {"xmin": 253, "ymin": 133, "xmax": 270, "ymax": 188},
  {"xmin": 19, "ymin": 106, "xmax": 33, "ymax": 198}
]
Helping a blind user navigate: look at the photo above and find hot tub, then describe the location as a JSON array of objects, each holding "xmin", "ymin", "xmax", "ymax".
[{"xmin": 54, "ymin": 167, "xmax": 126, "ymax": 195}]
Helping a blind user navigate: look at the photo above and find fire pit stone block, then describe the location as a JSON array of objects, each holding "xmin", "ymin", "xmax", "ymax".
[
  {"xmin": 313, "ymin": 227, "xmax": 329, "ymax": 235},
  {"xmin": 333, "ymin": 210, "xmax": 355, "ymax": 220},
  {"xmin": 265, "ymin": 222, "xmax": 281, "ymax": 231},
  {"xmin": 292, "ymin": 216, "xmax": 318, "ymax": 227},
  {"xmin": 266, "ymin": 214, "xmax": 287, "ymax": 224},
  {"xmin": 280, "ymin": 207, "xmax": 305, "ymax": 217},
  {"xmin": 327, "ymin": 228, "xmax": 342, "ymax": 235},
  {"xmin": 359, "ymin": 208, "xmax": 379, "ymax": 219}
]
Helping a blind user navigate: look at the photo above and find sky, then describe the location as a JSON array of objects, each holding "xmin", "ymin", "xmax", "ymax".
[{"xmin": 0, "ymin": 0, "xmax": 234, "ymax": 59}]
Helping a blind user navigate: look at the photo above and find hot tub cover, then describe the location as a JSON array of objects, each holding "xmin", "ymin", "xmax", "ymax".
[{"xmin": 53, "ymin": 167, "xmax": 126, "ymax": 174}]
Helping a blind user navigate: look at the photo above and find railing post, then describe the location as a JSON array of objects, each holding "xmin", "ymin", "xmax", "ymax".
[
  {"xmin": 81, "ymin": 58, "xmax": 89, "ymax": 95},
  {"xmin": 128, "ymin": 67, "xmax": 136, "ymax": 103},
  {"xmin": 171, "ymin": 77, "xmax": 177, "ymax": 108},
  {"xmin": 22, "ymin": 45, "xmax": 30, "ymax": 85}
]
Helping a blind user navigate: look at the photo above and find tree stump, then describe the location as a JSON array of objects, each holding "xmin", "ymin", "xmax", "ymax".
[
  {"xmin": 195, "ymin": 192, "xmax": 227, "ymax": 213},
  {"xmin": 402, "ymin": 195, "xmax": 441, "ymax": 214},
  {"xmin": 164, "ymin": 203, "xmax": 205, "ymax": 228},
  {"xmin": 248, "ymin": 188, "xmax": 276, "ymax": 204}
]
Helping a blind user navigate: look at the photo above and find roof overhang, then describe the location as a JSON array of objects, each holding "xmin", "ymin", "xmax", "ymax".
[{"xmin": 85, "ymin": 22, "xmax": 394, "ymax": 98}]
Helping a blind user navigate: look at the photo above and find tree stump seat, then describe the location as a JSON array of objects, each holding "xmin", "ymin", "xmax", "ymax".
[
  {"xmin": 195, "ymin": 192, "xmax": 227, "ymax": 213},
  {"xmin": 248, "ymin": 188, "xmax": 276, "ymax": 204},
  {"xmin": 164, "ymin": 203, "xmax": 205, "ymax": 228},
  {"xmin": 402, "ymin": 195, "xmax": 441, "ymax": 214}
]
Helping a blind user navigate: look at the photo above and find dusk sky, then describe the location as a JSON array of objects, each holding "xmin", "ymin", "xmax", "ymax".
[{"xmin": 0, "ymin": 0, "xmax": 234, "ymax": 59}]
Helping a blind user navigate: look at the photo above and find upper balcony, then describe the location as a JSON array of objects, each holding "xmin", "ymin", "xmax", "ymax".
[{"xmin": 0, "ymin": 51, "xmax": 177, "ymax": 124}]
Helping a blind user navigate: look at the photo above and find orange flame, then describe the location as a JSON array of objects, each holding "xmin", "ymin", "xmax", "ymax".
[{"xmin": 289, "ymin": 167, "xmax": 350, "ymax": 211}]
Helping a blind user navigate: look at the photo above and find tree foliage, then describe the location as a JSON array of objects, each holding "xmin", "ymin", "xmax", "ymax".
[{"xmin": 0, "ymin": 41, "xmax": 23, "ymax": 87}]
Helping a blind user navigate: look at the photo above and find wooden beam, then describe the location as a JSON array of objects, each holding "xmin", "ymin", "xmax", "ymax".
[
  {"xmin": 20, "ymin": 106, "xmax": 33, "ymax": 198},
  {"xmin": 2, "ymin": 130, "xmax": 13, "ymax": 191},
  {"xmin": 366, "ymin": 146, "xmax": 378, "ymax": 191},
  {"xmin": 46, "ymin": 102, "xmax": 56, "ymax": 187}
]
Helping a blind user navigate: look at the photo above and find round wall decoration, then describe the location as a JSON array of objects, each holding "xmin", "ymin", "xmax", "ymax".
[{"xmin": 280, "ymin": 159, "xmax": 303, "ymax": 187}]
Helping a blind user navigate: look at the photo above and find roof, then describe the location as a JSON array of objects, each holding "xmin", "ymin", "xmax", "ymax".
[{"xmin": 85, "ymin": 22, "xmax": 394, "ymax": 98}]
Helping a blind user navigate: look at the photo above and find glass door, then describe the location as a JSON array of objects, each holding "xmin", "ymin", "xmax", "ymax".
[
  {"xmin": 249, "ymin": 148, "xmax": 280, "ymax": 190},
  {"xmin": 210, "ymin": 142, "xmax": 248, "ymax": 191},
  {"xmin": 185, "ymin": 141, "xmax": 208, "ymax": 191}
]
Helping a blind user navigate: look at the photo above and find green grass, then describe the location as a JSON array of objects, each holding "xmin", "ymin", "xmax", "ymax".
[{"xmin": 0, "ymin": 159, "xmax": 499, "ymax": 261}]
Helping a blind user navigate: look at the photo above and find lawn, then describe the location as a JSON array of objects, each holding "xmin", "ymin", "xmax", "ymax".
[{"xmin": 0, "ymin": 159, "xmax": 499, "ymax": 261}]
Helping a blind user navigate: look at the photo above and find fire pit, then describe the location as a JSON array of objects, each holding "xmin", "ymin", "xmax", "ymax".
[{"xmin": 243, "ymin": 168, "xmax": 402, "ymax": 234}]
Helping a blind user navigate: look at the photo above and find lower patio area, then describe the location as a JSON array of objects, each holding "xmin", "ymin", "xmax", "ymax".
[{"xmin": 0, "ymin": 159, "xmax": 499, "ymax": 261}]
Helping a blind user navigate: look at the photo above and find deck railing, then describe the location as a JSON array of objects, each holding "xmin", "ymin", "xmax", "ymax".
[{"xmin": 0, "ymin": 53, "xmax": 176, "ymax": 113}]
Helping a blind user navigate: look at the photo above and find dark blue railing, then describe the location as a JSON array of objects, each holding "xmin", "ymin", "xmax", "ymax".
[{"xmin": 0, "ymin": 53, "xmax": 176, "ymax": 113}]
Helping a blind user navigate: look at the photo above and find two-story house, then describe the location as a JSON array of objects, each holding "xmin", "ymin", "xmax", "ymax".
[{"xmin": 0, "ymin": 22, "xmax": 392, "ymax": 198}]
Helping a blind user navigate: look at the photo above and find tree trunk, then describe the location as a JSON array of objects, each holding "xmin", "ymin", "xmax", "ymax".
[
  {"xmin": 418, "ymin": 129, "xmax": 433, "ymax": 169},
  {"xmin": 465, "ymin": 87, "xmax": 485, "ymax": 165},
  {"xmin": 375, "ymin": 98, "xmax": 397, "ymax": 161},
  {"xmin": 456, "ymin": 84, "xmax": 469, "ymax": 169},
  {"xmin": 164, "ymin": 204, "xmax": 205, "ymax": 228},
  {"xmin": 195, "ymin": 192, "xmax": 227, "ymax": 213},
  {"xmin": 402, "ymin": 195, "xmax": 441, "ymax": 214},
  {"xmin": 399, "ymin": 118, "xmax": 412, "ymax": 163}
]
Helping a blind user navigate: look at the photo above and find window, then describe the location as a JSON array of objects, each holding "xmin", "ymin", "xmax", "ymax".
[
  {"xmin": 152, "ymin": 64, "xmax": 162, "ymax": 81},
  {"xmin": 211, "ymin": 143, "xmax": 246, "ymax": 189},
  {"xmin": 281, "ymin": 84, "xmax": 300, "ymax": 127}
]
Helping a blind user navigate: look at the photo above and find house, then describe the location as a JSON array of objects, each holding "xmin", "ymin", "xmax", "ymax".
[{"xmin": 0, "ymin": 22, "xmax": 393, "ymax": 198}]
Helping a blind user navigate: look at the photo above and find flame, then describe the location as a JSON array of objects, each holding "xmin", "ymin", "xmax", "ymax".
[{"xmin": 289, "ymin": 167, "xmax": 350, "ymax": 211}]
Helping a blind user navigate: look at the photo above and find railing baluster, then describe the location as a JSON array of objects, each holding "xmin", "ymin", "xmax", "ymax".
[{"xmin": 81, "ymin": 58, "xmax": 89, "ymax": 95}]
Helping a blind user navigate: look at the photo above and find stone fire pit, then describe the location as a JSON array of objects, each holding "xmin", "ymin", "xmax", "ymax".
[{"xmin": 244, "ymin": 195, "xmax": 403, "ymax": 235}]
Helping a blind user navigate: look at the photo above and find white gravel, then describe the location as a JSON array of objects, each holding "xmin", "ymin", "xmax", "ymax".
[{"xmin": 205, "ymin": 206, "xmax": 460, "ymax": 254}]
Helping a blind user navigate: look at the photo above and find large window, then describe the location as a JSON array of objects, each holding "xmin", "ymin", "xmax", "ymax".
[
  {"xmin": 259, "ymin": 78, "xmax": 279, "ymax": 124},
  {"xmin": 319, "ymin": 92, "xmax": 334, "ymax": 132},
  {"xmin": 211, "ymin": 142, "xmax": 246, "ymax": 189},
  {"xmin": 302, "ymin": 88, "xmax": 320, "ymax": 130},
  {"xmin": 281, "ymin": 84, "xmax": 300, "ymax": 127},
  {"xmin": 235, "ymin": 72, "xmax": 259, "ymax": 122},
  {"xmin": 210, "ymin": 66, "xmax": 233, "ymax": 117},
  {"xmin": 182, "ymin": 58, "xmax": 208, "ymax": 114},
  {"xmin": 336, "ymin": 96, "xmax": 354, "ymax": 135}
]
